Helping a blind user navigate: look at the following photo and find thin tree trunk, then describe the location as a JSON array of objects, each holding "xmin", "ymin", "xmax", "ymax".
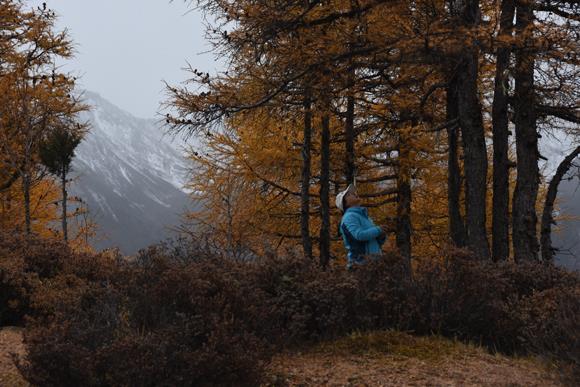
[
  {"xmin": 22, "ymin": 170, "xmax": 31, "ymax": 235},
  {"xmin": 61, "ymin": 168, "xmax": 68, "ymax": 243},
  {"xmin": 492, "ymin": 0, "xmax": 515, "ymax": 262},
  {"xmin": 455, "ymin": 0, "xmax": 490, "ymax": 259},
  {"xmin": 319, "ymin": 114, "xmax": 331, "ymax": 268},
  {"xmin": 446, "ymin": 80, "xmax": 466, "ymax": 247},
  {"xmin": 345, "ymin": 69, "xmax": 356, "ymax": 184},
  {"xmin": 540, "ymin": 146, "xmax": 580, "ymax": 262},
  {"xmin": 397, "ymin": 135, "xmax": 412, "ymax": 267},
  {"xmin": 301, "ymin": 92, "xmax": 313, "ymax": 260},
  {"xmin": 512, "ymin": 3, "xmax": 539, "ymax": 262}
]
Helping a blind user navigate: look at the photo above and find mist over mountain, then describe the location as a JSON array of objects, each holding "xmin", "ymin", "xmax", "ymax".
[
  {"xmin": 70, "ymin": 91, "xmax": 194, "ymax": 255},
  {"xmin": 553, "ymin": 180, "xmax": 580, "ymax": 271},
  {"xmin": 540, "ymin": 131, "xmax": 580, "ymax": 270}
]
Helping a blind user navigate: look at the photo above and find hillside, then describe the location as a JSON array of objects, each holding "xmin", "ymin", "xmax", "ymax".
[
  {"xmin": 70, "ymin": 91, "xmax": 195, "ymax": 254},
  {"xmin": 1, "ymin": 328, "xmax": 568, "ymax": 387},
  {"xmin": 265, "ymin": 331, "xmax": 568, "ymax": 386},
  {"xmin": 554, "ymin": 182, "xmax": 580, "ymax": 271},
  {"xmin": 540, "ymin": 131, "xmax": 580, "ymax": 271}
]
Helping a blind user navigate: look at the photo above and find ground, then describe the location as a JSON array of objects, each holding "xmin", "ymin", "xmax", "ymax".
[
  {"xmin": 0, "ymin": 327, "xmax": 27, "ymax": 387},
  {"xmin": 0, "ymin": 327, "xmax": 572, "ymax": 386},
  {"xmin": 264, "ymin": 331, "xmax": 570, "ymax": 387}
]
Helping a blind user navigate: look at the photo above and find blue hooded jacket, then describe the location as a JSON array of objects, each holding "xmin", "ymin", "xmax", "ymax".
[{"xmin": 339, "ymin": 206, "xmax": 385, "ymax": 268}]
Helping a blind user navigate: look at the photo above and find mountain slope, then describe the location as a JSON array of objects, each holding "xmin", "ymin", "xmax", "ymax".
[
  {"xmin": 70, "ymin": 91, "xmax": 192, "ymax": 254},
  {"xmin": 540, "ymin": 131, "xmax": 580, "ymax": 270}
]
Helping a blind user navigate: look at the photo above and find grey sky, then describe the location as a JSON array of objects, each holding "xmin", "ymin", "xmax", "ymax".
[{"xmin": 27, "ymin": 1, "xmax": 217, "ymax": 118}]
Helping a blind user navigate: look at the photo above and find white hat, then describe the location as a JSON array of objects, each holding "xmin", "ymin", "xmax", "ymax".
[{"xmin": 335, "ymin": 184, "xmax": 355, "ymax": 212}]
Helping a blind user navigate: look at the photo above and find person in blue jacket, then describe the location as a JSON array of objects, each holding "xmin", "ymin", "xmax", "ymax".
[{"xmin": 336, "ymin": 184, "xmax": 386, "ymax": 269}]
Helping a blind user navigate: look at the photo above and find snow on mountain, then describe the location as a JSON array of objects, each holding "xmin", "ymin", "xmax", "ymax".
[{"xmin": 70, "ymin": 91, "xmax": 195, "ymax": 255}]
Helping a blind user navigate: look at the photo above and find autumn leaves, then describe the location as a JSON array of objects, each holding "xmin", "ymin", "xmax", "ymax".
[
  {"xmin": 0, "ymin": 1, "xmax": 91, "ymax": 247},
  {"xmin": 167, "ymin": 1, "xmax": 579, "ymax": 265}
]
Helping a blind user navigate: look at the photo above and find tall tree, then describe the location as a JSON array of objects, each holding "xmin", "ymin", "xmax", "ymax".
[
  {"xmin": 0, "ymin": 1, "xmax": 88, "ymax": 239},
  {"xmin": 344, "ymin": 68, "xmax": 357, "ymax": 185},
  {"xmin": 396, "ymin": 127, "xmax": 412, "ymax": 266},
  {"xmin": 319, "ymin": 112, "xmax": 331, "ymax": 267},
  {"xmin": 445, "ymin": 79, "xmax": 466, "ymax": 247},
  {"xmin": 169, "ymin": 0, "xmax": 578, "ymax": 266},
  {"xmin": 512, "ymin": 2, "xmax": 539, "ymax": 261},
  {"xmin": 491, "ymin": 0, "xmax": 516, "ymax": 262},
  {"xmin": 39, "ymin": 125, "xmax": 84, "ymax": 242},
  {"xmin": 301, "ymin": 89, "xmax": 313, "ymax": 259},
  {"xmin": 451, "ymin": 0, "xmax": 490, "ymax": 259}
]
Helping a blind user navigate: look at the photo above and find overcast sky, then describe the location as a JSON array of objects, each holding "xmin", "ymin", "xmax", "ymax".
[{"xmin": 27, "ymin": 0, "xmax": 217, "ymax": 118}]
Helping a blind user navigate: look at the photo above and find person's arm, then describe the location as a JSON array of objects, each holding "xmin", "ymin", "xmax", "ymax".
[
  {"xmin": 377, "ymin": 227, "xmax": 387, "ymax": 245},
  {"xmin": 342, "ymin": 213, "xmax": 382, "ymax": 241}
]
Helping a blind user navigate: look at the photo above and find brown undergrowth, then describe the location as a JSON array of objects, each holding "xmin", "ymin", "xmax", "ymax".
[{"xmin": 0, "ymin": 232, "xmax": 578, "ymax": 386}]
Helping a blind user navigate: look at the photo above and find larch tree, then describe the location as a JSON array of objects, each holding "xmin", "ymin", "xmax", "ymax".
[
  {"xmin": 169, "ymin": 0, "xmax": 579, "ymax": 267},
  {"xmin": 0, "ymin": 1, "xmax": 89, "ymax": 240},
  {"xmin": 491, "ymin": 0, "xmax": 516, "ymax": 262}
]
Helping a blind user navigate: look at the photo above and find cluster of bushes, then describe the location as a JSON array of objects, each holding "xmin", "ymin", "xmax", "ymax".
[{"xmin": 1, "ymin": 231, "xmax": 578, "ymax": 385}]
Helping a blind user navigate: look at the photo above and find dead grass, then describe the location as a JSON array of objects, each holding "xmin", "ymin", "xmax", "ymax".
[
  {"xmin": 313, "ymin": 330, "xmax": 463, "ymax": 361},
  {"xmin": 0, "ymin": 327, "xmax": 28, "ymax": 387},
  {"xmin": 1, "ymin": 327, "xmax": 571, "ymax": 386},
  {"xmin": 265, "ymin": 331, "xmax": 569, "ymax": 386}
]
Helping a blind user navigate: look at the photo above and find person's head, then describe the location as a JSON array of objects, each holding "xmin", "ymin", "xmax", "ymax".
[
  {"xmin": 335, "ymin": 184, "xmax": 360, "ymax": 212},
  {"xmin": 343, "ymin": 189, "xmax": 361, "ymax": 210}
]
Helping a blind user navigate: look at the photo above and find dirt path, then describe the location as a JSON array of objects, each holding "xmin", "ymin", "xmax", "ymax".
[
  {"xmin": 265, "ymin": 332, "xmax": 568, "ymax": 387},
  {"xmin": 0, "ymin": 327, "xmax": 28, "ymax": 387}
]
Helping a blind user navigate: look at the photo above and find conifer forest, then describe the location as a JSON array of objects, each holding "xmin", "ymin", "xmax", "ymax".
[{"xmin": 1, "ymin": 1, "xmax": 579, "ymax": 385}]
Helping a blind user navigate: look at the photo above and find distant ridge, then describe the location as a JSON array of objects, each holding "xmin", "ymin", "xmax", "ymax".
[
  {"xmin": 70, "ymin": 91, "xmax": 194, "ymax": 254},
  {"xmin": 539, "ymin": 130, "xmax": 580, "ymax": 271}
]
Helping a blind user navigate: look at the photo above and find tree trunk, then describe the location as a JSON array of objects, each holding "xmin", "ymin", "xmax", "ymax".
[
  {"xmin": 301, "ymin": 92, "xmax": 313, "ymax": 260},
  {"xmin": 455, "ymin": 0, "xmax": 490, "ymax": 259},
  {"xmin": 446, "ymin": 80, "xmax": 466, "ymax": 247},
  {"xmin": 456, "ymin": 52, "xmax": 490, "ymax": 259},
  {"xmin": 22, "ymin": 170, "xmax": 31, "ymax": 235},
  {"xmin": 512, "ymin": 3, "xmax": 539, "ymax": 262},
  {"xmin": 492, "ymin": 0, "xmax": 515, "ymax": 262},
  {"xmin": 397, "ymin": 136, "xmax": 412, "ymax": 268},
  {"xmin": 319, "ymin": 114, "xmax": 331, "ymax": 268},
  {"xmin": 61, "ymin": 168, "xmax": 68, "ymax": 243},
  {"xmin": 540, "ymin": 146, "xmax": 580, "ymax": 262},
  {"xmin": 345, "ymin": 70, "xmax": 356, "ymax": 185}
]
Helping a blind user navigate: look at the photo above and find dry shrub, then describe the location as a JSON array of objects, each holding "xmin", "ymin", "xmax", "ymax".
[
  {"xmin": 0, "ymin": 231, "xmax": 121, "ymax": 326},
  {"xmin": 414, "ymin": 250, "xmax": 580, "ymax": 362},
  {"xmin": 243, "ymin": 250, "xmax": 417, "ymax": 345},
  {"xmin": 513, "ymin": 285, "xmax": 580, "ymax": 371},
  {"xmin": 3, "ymin": 234, "xmax": 578, "ymax": 385},
  {"xmin": 17, "ymin": 245, "xmax": 268, "ymax": 386}
]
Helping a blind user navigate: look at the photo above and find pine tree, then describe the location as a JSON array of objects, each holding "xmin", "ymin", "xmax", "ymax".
[{"xmin": 39, "ymin": 125, "xmax": 83, "ymax": 242}]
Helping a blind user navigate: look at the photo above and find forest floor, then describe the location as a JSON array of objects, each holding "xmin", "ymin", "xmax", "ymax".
[
  {"xmin": 264, "ymin": 331, "xmax": 573, "ymax": 386},
  {"xmin": 0, "ymin": 327, "xmax": 27, "ymax": 387},
  {"xmin": 0, "ymin": 327, "xmax": 573, "ymax": 386}
]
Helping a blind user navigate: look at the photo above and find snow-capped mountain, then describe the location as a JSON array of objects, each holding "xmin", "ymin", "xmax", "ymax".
[{"xmin": 70, "ymin": 91, "xmax": 194, "ymax": 254}]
